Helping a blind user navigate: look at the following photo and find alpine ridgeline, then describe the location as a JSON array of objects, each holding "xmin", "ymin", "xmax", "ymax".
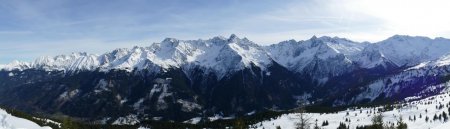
[{"xmin": 2, "ymin": 34, "xmax": 450, "ymax": 124}]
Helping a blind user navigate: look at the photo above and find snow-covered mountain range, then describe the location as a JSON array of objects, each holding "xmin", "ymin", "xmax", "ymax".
[
  {"xmin": 0, "ymin": 34, "xmax": 273, "ymax": 79},
  {"xmin": 2, "ymin": 34, "xmax": 450, "ymax": 123},
  {"xmin": 2, "ymin": 34, "xmax": 450, "ymax": 80}
]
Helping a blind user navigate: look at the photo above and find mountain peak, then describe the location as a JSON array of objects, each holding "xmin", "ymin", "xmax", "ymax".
[
  {"xmin": 229, "ymin": 34, "xmax": 238, "ymax": 38},
  {"xmin": 228, "ymin": 34, "xmax": 240, "ymax": 42},
  {"xmin": 386, "ymin": 35, "xmax": 410, "ymax": 41},
  {"xmin": 162, "ymin": 38, "xmax": 179, "ymax": 43},
  {"xmin": 310, "ymin": 35, "xmax": 318, "ymax": 40},
  {"xmin": 308, "ymin": 35, "xmax": 325, "ymax": 47},
  {"xmin": 211, "ymin": 36, "xmax": 227, "ymax": 41},
  {"xmin": 385, "ymin": 35, "xmax": 432, "ymax": 42},
  {"xmin": 161, "ymin": 38, "xmax": 180, "ymax": 47}
]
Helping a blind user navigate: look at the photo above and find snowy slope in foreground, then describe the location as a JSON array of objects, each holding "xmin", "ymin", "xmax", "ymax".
[
  {"xmin": 0, "ymin": 109, "xmax": 51, "ymax": 129},
  {"xmin": 253, "ymin": 91, "xmax": 450, "ymax": 129}
]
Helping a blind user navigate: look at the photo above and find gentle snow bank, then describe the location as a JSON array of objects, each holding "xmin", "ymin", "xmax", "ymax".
[{"xmin": 0, "ymin": 109, "xmax": 51, "ymax": 129}]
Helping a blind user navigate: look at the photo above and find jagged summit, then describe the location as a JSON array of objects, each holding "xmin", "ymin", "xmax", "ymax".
[
  {"xmin": 228, "ymin": 34, "xmax": 239, "ymax": 42},
  {"xmin": 161, "ymin": 38, "xmax": 180, "ymax": 45},
  {"xmin": 310, "ymin": 35, "xmax": 318, "ymax": 40}
]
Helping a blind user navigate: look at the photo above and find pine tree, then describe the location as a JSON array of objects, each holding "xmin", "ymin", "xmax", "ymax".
[
  {"xmin": 337, "ymin": 122, "xmax": 349, "ymax": 129},
  {"xmin": 443, "ymin": 111, "xmax": 448, "ymax": 121},
  {"xmin": 322, "ymin": 120, "xmax": 329, "ymax": 126},
  {"xmin": 371, "ymin": 113, "xmax": 384, "ymax": 129},
  {"xmin": 313, "ymin": 119, "xmax": 321, "ymax": 129},
  {"xmin": 396, "ymin": 116, "xmax": 407, "ymax": 129}
]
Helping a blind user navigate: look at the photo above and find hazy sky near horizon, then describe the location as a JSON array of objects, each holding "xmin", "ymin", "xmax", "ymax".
[{"xmin": 1, "ymin": 0, "xmax": 450, "ymax": 63}]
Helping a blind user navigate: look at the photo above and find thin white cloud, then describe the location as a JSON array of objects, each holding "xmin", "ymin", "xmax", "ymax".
[
  {"xmin": 0, "ymin": 30, "xmax": 34, "ymax": 35},
  {"xmin": 1, "ymin": 0, "xmax": 450, "ymax": 63},
  {"xmin": 250, "ymin": 0, "xmax": 449, "ymax": 44}
]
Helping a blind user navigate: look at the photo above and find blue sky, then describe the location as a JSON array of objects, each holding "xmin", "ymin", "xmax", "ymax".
[{"xmin": 1, "ymin": 0, "xmax": 450, "ymax": 64}]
